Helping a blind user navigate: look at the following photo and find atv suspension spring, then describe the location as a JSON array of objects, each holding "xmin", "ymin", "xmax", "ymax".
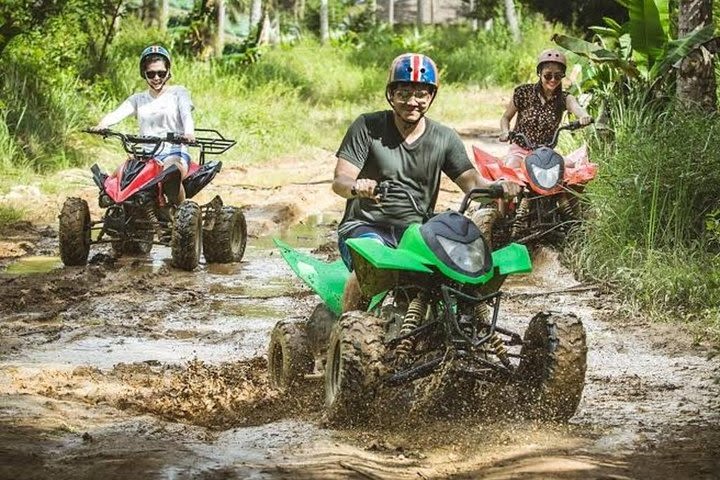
[
  {"xmin": 395, "ymin": 294, "xmax": 427, "ymax": 362},
  {"xmin": 474, "ymin": 303, "xmax": 489, "ymax": 324},
  {"xmin": 489, "ymin": 332, "xmax": 511, "ymax": 368},
  {"xmin": 558, "ymin": 194, "xmax": 575, "ymax": 220},
  {"xmin": 512, "ymin": 197, "xmax": 530, "ymax": 238},
  {"xmin": 143, "ymin": 204, "xmax": 160, "ymax": 237}
]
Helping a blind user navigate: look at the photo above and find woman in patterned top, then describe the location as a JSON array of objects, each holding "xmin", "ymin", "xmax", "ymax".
[{"xmin": 499, "ymin": 49, "xmax": 592, "ymax": 168}]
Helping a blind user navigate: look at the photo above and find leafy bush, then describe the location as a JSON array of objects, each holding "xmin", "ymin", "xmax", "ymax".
[{"xmin": 567, "ymin": 94, "xmax": 720, "ymax": 344}]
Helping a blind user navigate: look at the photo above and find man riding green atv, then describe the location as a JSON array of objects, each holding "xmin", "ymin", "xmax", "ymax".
[{"xmin": 266, "ymin": 54, "xmax": 588, "ymax": 425}]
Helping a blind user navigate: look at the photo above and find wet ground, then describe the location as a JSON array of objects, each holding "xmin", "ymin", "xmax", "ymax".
[{"xmin": 1, "ymin": 134, "xmax": 720, "ymax": 479}]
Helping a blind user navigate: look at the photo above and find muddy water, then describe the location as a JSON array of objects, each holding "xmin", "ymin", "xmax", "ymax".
[{"xmin": 1, "ymin": 223, "xmax": 720, "ymax": 479}]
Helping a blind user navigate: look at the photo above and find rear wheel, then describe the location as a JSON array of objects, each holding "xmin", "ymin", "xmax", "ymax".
[
  {"xmin": 203, "ymin": 206, "xmax": 247, "ymax": 263},
  {"xmin": 325, "ymin": 311, "xmax": 385, "ymax": 426},
  {"xmin": 58, "ymin": 197, "xmax": 91, "ymax": 266},
  {"xmin": 515, "ymin": 311, "xmax": 587, "ymax": 421},
  {"xmin": 171, "ymin": 200, "xmax": 202, "ymax": 270},
  {"xmin": 268, "ymin": 321, "xmax": 314, "ymax": 392}
]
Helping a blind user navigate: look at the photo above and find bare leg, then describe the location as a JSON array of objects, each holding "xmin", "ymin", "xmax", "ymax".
[
  {"xmin": 342, "ymin": 272, "xmax": 366, "ymax": 312},
  {"xmin": 162, "ymin": 157, "xmax": 189, "ymax": 203}
]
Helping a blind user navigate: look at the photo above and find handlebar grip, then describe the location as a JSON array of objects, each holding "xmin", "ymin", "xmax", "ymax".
[{"xmin": 489, "ymin": 183, "xmax": 504, "ymax": 198}]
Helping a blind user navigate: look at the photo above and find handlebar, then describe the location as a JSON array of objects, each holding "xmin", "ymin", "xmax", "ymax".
[
  {"xmin": 82, "ymin": 128, "xmax": 236, "ymax": 157},
  {"xmin": 353, "ymin": 180, "xmax": 504, "ymax": 221},
  {"xmin": 507, "ymin": 118, "xmax": 593, "ymax": 150}
]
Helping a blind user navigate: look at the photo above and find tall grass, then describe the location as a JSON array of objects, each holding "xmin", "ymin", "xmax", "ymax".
[{"xmin": 567, "ymin": 91, "xmax": 720, "ymax": 345}]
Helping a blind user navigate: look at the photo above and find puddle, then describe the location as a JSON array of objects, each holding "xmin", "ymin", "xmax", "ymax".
[
  {"xmin": 254, "ymin": 213, "xmax": 338, "ymax": 249},
  {"xmin": 13, "ymin": 335, "xmax": 262, "ymax": 369},
  {"xmin": 1, "ymin": 256, "xmax": 63, "ymax": 275}
]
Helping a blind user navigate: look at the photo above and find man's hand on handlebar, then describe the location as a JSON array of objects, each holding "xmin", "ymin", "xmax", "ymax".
[
  {"xmin": 496, "ymin": 180, "xmax": 521, "ymax": 199},
  {"xmin": 352, "ymin": 178, "xmax": 380, "ymax": 202},
  {"xmin": 579, "ymin": 116, "xmax": 593, "ymax": 126}
]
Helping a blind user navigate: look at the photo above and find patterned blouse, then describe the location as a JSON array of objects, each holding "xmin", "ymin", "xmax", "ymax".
[{"xmin": 512, "ymin": 83, "xmax": 568, "ymax": 149}]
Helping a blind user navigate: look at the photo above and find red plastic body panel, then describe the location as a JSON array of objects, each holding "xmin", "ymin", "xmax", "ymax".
[{"xmin": 103, "ymin": 159, "xmax": 201, "ymax": 203}]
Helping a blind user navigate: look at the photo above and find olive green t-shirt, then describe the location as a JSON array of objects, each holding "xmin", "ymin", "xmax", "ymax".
[{"xmin": 337, "ymin": 110, "xmax": 473, "ymax": 236}]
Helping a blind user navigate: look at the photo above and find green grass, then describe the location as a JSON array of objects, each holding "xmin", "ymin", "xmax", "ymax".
[
  {"xmin": 0, "ymin": 204, "xmax": 24, "ymax": 230},
  {"xmin": 566, "ymin": 94, "xmax": 720, "ymax": 347}
]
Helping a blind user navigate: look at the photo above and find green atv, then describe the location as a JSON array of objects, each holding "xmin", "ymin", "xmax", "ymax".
[{"xmin": 269, "ymin": 182, "xmax": 587, "ymax": 425}]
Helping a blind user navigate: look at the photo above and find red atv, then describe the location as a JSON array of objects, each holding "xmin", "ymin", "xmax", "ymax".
[
  {"xmin": 471, "ymin": 121, "xmax": 596, "ymax": 249},
  {"xmin": 58, "ymin": 129, "xmax": 246, "ymax": 270}
]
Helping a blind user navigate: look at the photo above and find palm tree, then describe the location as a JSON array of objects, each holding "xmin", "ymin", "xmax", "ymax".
[
  {"xmin": 677, "ymin": 0, "xmax": 716, "ymax": 110},
  {"xmin": 320, "ymin": 0, "xmax": 329, "ymax": 44},
  {"xmin": 504, "ymin": 0, "xmax": 520, "ymax": 42}
]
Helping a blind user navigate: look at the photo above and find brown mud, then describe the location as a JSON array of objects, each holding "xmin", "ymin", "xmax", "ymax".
[{"xmin": 1, "ymin": 135, "xmax": 719, "ymax": 479}]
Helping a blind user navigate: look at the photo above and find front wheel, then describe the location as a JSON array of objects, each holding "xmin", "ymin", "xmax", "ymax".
[
  {"xmin": 58, "ymin": 197, "xmax": 91, "ymax": 266},
  {"xmin": 171, "ymin": 200, "xmax": 202, "ymax": 270},
  {"xmin": 515, "ymin": 311, "xmax": 587, "ymax": 421},
  {"xmin": 203, "ymin": 206, "xmax": 247, "ymax": 263},
  {"xmin": 324, "ymin": 311, "xmax": 385, "ymax": 426},
  {"xmin": 267, "ymin": 321, "xmax": 314, "ymax": 392}
]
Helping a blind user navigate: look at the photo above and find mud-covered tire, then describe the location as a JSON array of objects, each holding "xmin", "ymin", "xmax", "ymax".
[
  {"xmin": 516, "ymin": 311, "xmax": 587, "ymax": 421},
  {"xmin": 203, "ymin": 206, "xmax": 247, "ymax": 264},
  {"xmin": 307, "ymin": 303, "xmax": 338, "ymax": 356},
  {"xmin": 324, "ymin": 311, "xmax": 385, "ymax": 426},
  {"xmin": 471, "ymin": 207, "xmax": 500, "ymax": 250},
  {"xmin": 111, "ymin": 207, "xmax": 154, "ymax": 256},
  {"xmin": 268, "ymin": 321, "xmax": 314, "ymax": 392},
  {"xmin": 58, "ymin": 197, "xmax": 91, "ymax": 266},
  {"xmin": 171, "ymin": 200, "xmax": 202, "ymax": 270}
]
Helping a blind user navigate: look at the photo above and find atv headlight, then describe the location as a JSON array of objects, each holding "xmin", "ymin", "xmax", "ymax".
[
  {"xmin": 530, "ymin": 164, "xmax": 561, "ymax": 189},
  {"xmin": 437, "ymin": 235, "xmax": 488, "ymax": 273}
]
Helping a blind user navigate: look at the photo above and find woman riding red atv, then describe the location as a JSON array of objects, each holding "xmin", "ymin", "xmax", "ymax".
[
  {"xmin": 92, "ymin": 45, "xmax": 194, "ymax": 203},
  {"xmin": 499, "ymin": 49, "xmax": 592, "ymax": 168}
]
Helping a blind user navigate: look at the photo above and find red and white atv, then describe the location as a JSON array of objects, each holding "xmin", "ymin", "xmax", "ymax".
[
  {"xmin": 59, "ymin": 129, "xmax": 246, "ymax": 270},
  {"xmin": 471, "ymin": 121, "xmax": 597, "ymax": 249}
]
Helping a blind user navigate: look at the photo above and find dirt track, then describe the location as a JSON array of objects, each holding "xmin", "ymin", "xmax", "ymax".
[{"xmin": 1, "ymin": 131, "xmax": 719, "ymax": 479}]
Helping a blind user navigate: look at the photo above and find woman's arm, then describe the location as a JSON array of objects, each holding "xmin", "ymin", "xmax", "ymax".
[
  {"xmin": 499, "ymin": 98, "xmax": 518, "ymax": 142},
  {"xmin": 177, "ymin": 87, "xmax": 195, "ymax": 141},
  {"xmin": 566, "ymin": 95, "xmax": 593, "ymax": 125},
  {"xmin": 95, "ymin": 98, "xmax": 135, "ymax": 129}
]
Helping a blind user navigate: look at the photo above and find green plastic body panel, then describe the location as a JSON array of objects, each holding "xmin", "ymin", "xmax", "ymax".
[
  {"xmin": 345, "ymin": 236, "xmax": 433, "ymax": 273},
  {"xmin": 491, "ymin": 243, "xmax": 533, "ymax": 275},
  {"xmin": 274, "ymin": 239, "xmax": 348, "ymax": 315}
]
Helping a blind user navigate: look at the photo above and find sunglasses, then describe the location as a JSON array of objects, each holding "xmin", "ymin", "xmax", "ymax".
[
  {"xmin": 393, "ymin": 88, "xmax": 433, "ymax": 103},
  {"xmin": 542, "ymin": 72, "xmax": 565, "ymax": 81},
  {"xmin": 145, "ymin": 70, "xmax": 168, "ymax": 79}
]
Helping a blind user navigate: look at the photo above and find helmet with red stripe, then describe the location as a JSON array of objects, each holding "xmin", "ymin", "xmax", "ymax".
[
  {"xmin": 387, "ymin": 53, "xmax": 439, "ymax": 90},
  {"xmin": 139, "ymin": 45, "xmax": 172, "ymax": 77}
]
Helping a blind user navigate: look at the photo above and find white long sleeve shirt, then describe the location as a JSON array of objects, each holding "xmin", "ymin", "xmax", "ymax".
[{"xmin": 99, "ymin": 86, "xmax": 195, "ymax": 158}]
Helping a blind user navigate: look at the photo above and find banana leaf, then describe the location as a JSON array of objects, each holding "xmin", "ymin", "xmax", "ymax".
[
  {"xmin": 616, "ymin": 0, "xmax": 669, "ymax": 62},
  {"xmin": 552, "ymin": 33, "xmax": 641, "ymax": 78},
  {"xmin": 648, "ymin": 25, "xmax": 716, "ymax": 80}
]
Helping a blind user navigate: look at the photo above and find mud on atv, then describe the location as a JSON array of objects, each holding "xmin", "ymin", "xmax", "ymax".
[
  {"xmin": 59, "ymin": 129, "xmax": 247, "ymax": 270},
  {"xmin": 268, "ymin": 183, "xmax": 588, "ymax": 425},
  {"xmin": 472, "ymin": 121, "xmax": 596, "ymax": 249}
]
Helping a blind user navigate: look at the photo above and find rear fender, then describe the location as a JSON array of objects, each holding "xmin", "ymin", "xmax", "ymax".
[{"xmin": 184, "ymin": 161, "xmax": 222, "ymax": 199}]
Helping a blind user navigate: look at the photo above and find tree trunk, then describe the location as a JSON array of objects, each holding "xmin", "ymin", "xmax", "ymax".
[
  {"xmin": 320, "ymin": 0, "xmax": 329, "ymax": 44},
  {"xmin": 215, "ymin": 0, "xmax": 225, "ymax": 57},
  {"xmin": 159, "ymin": 0, "xmax": 169, "ymax": 32},
  {"xmin": 141, "ymin": 0, "xmax": 160, "ymax": 28},
  {"xmin": 469, "ymin": 0, "xmax": 478, "ymax": 32},
  {"xmin": 250, "ymin": 0, "xmax": 263, "ymax": 32},
  {"xmin": 504, "ymin": 0, "xmax": 521, "ymax": 42},
  {"xmin": 417, "ymin": 0, "xmax": 426, "ymax": 29},
  {"xmin": 388, "ymin": 0, "xmax": 394, "ymax": 27},
  {"xmin": 677, "ymin": 0, "xmax": 717, "ymax": 111}
]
